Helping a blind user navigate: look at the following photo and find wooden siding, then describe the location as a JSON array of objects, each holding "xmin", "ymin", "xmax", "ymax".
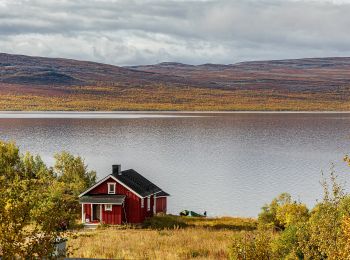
[
  {"xmin": 87, "ymin": 176, "xmax": 146, "ymax": 224},
  {"xmin": 138, "ymin": 195, "xmax": 156, "ymax": 222},
  {"xmin": 89, "ymin": 176, "xmax": 116, "ymax": 194},
  {"xmin": 156, "ymin": 197, "xmax": 167, "ymax": 213},
  {"xmin": 102, "ymin": 205, "xmax": 122, "ymax": 225},
  {"xmin": 84, "ymin": 204, "xmax": 92, "ymax": 222},
  {"xmin": 118, "ymin": 183, "xmax": 142, "ymax": 223}
]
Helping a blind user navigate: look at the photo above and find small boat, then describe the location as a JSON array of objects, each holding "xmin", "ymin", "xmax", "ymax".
[{"xmin": 180, "ymin": 210, "xmax": 206, "ymax": 217}]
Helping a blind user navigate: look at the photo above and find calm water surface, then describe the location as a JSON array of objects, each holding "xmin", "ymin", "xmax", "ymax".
[{"xmin": 0, "ymin": 112, "xmax": 350, "ymax": 217}]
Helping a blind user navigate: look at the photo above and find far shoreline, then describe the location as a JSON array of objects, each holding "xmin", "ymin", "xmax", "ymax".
[
  {"xmin": 1, "ymin": 110, "xmax": 350, "ymax": 114},
  {"xmin": 0, "ymin": 110, "xmax": 350, "ymax": 119}
]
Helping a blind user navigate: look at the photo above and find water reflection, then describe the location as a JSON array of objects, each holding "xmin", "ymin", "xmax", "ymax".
[{"xmin": 0, "ymin": 113, "xmax": 349, "ymax": 217}]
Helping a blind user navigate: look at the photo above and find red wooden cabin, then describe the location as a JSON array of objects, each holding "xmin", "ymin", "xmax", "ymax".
[{"xmin": 79, "ymin": 165, "xmax": 169, "ymax": 225}]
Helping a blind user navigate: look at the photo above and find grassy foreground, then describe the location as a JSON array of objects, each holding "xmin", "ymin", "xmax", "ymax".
[{"xmin": 68, "ymin": 216, "xmax": 257, "ymax": 259}]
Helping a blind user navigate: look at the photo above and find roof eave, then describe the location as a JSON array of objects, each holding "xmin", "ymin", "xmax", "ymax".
[{"xmin": 79, "ymin": 196, "xmax": 126, "ymax": 205}]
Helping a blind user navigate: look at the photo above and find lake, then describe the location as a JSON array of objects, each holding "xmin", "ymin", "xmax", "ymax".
[{"xmin": 0, "ymin": 112, "xmax": 350, "ymax": 217}]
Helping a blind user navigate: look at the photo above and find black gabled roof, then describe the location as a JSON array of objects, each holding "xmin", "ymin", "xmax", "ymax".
[
  {"xmin": 79, "ymin": 194, "xmax": 126, "ymax": 204},
  {"xmin": 113, "ymin": 169, "xmax": 162, "ymax": 197},
  {"xmin": 157, "ymin": 191, "xmax": 170, "ymax": 197}
]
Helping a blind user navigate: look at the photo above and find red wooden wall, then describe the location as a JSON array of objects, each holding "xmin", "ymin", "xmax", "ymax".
[
  {"xmin": 117, "ymin": 182, "xmax": 142, "ymax": 223},
  {"xmin": 138, "ymin": 195, "xmax": 157, "ymax": 221},
  {"xmin": 83, "ymin": 203, "xmax": 122, "ymax": 224},
  {"xmin": 87, "ymin": 176, "xmax": 148, "ymax": 224},
  {"xmin": 89, "ymin": 178, "xmax": 113, "ymax": 194},
  {"xmin": 102, "ymin": 205, "xmax": 122, "ymax": 225},
  {"xmin": 84, "ymin": 203, "xmax": 91, "ymax": 222},
  {"xmin": 156, "ymin": 197, "xmax": 167, "ymax": 213}
]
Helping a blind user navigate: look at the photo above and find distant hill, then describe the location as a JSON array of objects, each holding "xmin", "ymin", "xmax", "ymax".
[
  {"xmin": 0, "ymin": 53, "xmax": 350, "ymax": 111},
  {"xmin": 128, "ymin": 58, "xmax": 350, "ymax": 91},
  {"xmin": 0, "ymin": 53, "xmax": 185, "ymax": 87}
]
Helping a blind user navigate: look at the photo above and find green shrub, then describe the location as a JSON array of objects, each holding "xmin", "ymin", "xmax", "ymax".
[
  {"xmin": 142, "ymin": 215, "xmax": 188, "ymax": 229},
  {"xmin": 271, "ymin": 225, "xmax": 303, "ymax": 259},
  {"xmin": 229, "ymin": 230, "xmax": 274, "ymax": 260},
  {"xmin": 258, "ymin": 193, "xmax": 309, "ymax": 231},
  {"xmin": 237, "ymin": 168, "xmax": 350, "ymax": 260},
  {"xmin": 297, "ymin": 170, "xmax": 349, "ymax": 259},
  {"xmin": 97, "ymin": 222, "xmax": 110, "ymax": 229},
  {"xmin": 276, "ymin": 203, "xmax": 309, "ymax": 228}
]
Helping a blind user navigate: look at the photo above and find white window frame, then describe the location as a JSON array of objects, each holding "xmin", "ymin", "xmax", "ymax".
[
  {"xmin": 105, "ymin": 204, "xmax": 112, "ymax": 211},
  {"xmin": 147, "ymin": 196, "xmax": 151, "ymax": 211},
  {"xmin": 141, "ymin": 198, "xmax": 144, "ymax": 208},
  {"xmin": 108, "ymin": 182, "xmax": 116, "ymax": 194}
]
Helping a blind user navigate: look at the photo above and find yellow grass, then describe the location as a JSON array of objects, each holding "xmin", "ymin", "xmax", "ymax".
[
  {"xmin": 1, "ymin": 84, "xmax": 350, "ymax": 111},
  {"xmin": 68, "ymin": 216, "xmax": 257, "ymax": 259},
  {"xmin": 183, "ymin": 216, "xmax": 257, "ymax": 230},
  {"xmin": 69, "ymin": 228, "xmax": 231, "ymax": 259}
]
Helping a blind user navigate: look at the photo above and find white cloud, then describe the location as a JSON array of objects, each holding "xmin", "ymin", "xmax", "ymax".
[{"xmin": 0, "ymin": 0, "xmax": 349, "ymax": 65}]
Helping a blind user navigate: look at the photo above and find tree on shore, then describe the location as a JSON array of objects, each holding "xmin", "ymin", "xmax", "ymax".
[
  {"xmin": 0, "ymin": 141, "xmax": 96, "ymax": 258},
  {"xmin": 53, "ymin": 151, "xmax": 96, "ymax": 227}
]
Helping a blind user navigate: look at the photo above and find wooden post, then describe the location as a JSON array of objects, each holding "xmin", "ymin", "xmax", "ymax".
[
  {"xmin": 81, "ymin": 204, "xmax": 85, "ymax": 223},
  {"xmin": 153, "ymin": 194, "xmax": 156, "ymax": 214},
  {"xmin": 100, "ymin": 204, "xmax": 103, "ymax": 223},
  {"xmin": 91, "ymin": 204, "xmax": 93, "ymax": 222}
]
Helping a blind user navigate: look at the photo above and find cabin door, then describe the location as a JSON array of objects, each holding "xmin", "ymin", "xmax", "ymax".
[{"xmin": 92, "ymin": 204, "xmax": 101, "ymax": 221}]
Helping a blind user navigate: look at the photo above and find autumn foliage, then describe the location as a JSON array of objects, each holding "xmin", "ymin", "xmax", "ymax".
[
  {"xmin": 0, "ymin": 141, "xmax": 95, "ymax": 258},
  {"xmin": 230, "ymin": 168, "xmax": 350, "ymax": 259}
]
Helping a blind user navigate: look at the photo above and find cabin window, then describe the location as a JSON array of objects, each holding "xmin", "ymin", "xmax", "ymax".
[
  {"xmin": 141, "ymin": 198, "xmax": 144, "ymax": 208},
  {"xmin": 105, "ymin": 204, "xmax": 112, "ymax": 211},
  {"xmin": 108, "ymin": 183, "xmax": 116, "ymax": 194},
  {"xmin": 147, "ymin": 196, "xmax": 151, "ymax": 211}
]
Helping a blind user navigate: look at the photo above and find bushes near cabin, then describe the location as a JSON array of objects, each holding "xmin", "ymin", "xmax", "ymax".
[
  {"xmin": 142, "ymin": 214, "xmax": 258, "ymax": 231},
  {"xmin": 142, "ymin": 214, "xmax": 189, "ymax": 229},
  {"xmin": 229, "ymin": 170, "xmax": 350, "ymax": 260},
  {"xmin": 230, "ymin": 230, "xmax": 274, "ymax": 260}
]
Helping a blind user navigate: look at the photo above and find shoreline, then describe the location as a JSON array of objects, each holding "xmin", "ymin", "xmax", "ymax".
[
  {"xmin": 0, "ymin": 110, "xmax": 350, "ymax": 119},
  {"xmin": 1, "ymin": 110, "xmax": 350, "ymax": 114},
  {"xmin": 0, "ymin": 111, "xmax": 350, "ymax": 119}
]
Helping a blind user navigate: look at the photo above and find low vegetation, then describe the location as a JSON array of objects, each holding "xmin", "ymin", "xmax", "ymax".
[
  {"xmin": 229, "ymin": 168, "xmax": 350, "ymax": 259},
  {"xmin": 71, "ymin": 227, "xmax": 232, "ymax": 259},
  {"xmin": 141, "ymin": 214, "xmax": 257, "ymax": 231},
  {"xmin": 181, "ymin": 216, "xmax": 257, "ymax": 231},
  {"xmin": 1, "ymin": 84, "xmax": 350, "ymax": 111},
  {"xmin": 69, "ymin": 216, "xmax": 257, "ymax": 259}
]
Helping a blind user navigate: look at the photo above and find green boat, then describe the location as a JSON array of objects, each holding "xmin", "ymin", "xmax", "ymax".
[{"xmin": 180, "ymin": 210, "xmax": 206, "ymax": 217}]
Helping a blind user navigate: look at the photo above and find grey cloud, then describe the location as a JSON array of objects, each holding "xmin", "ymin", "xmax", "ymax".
[{"xmin": 0, "ymin": 0, "xmax": 349, "ymax": 65}]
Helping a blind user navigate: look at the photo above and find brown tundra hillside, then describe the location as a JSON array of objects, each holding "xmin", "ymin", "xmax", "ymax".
[{"xmin": 1, "ymin": 53, "xmax": 350, "ymax": 111}]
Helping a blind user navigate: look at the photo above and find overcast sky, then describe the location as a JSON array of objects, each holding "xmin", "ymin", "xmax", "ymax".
[{"xmin": 0, "ymin": 0, "xmax": 349, "ymax": 65}]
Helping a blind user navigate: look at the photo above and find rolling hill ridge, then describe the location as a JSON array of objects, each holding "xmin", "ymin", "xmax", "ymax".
[{"xmin": 0, "ymin": 53, "xmax": 349, "ymax": 111}]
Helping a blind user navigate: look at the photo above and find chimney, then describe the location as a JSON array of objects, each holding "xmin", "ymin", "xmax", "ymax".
[{"xmin": 112, "ymin": 164, "xmax": 121, "ymax": 175}]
